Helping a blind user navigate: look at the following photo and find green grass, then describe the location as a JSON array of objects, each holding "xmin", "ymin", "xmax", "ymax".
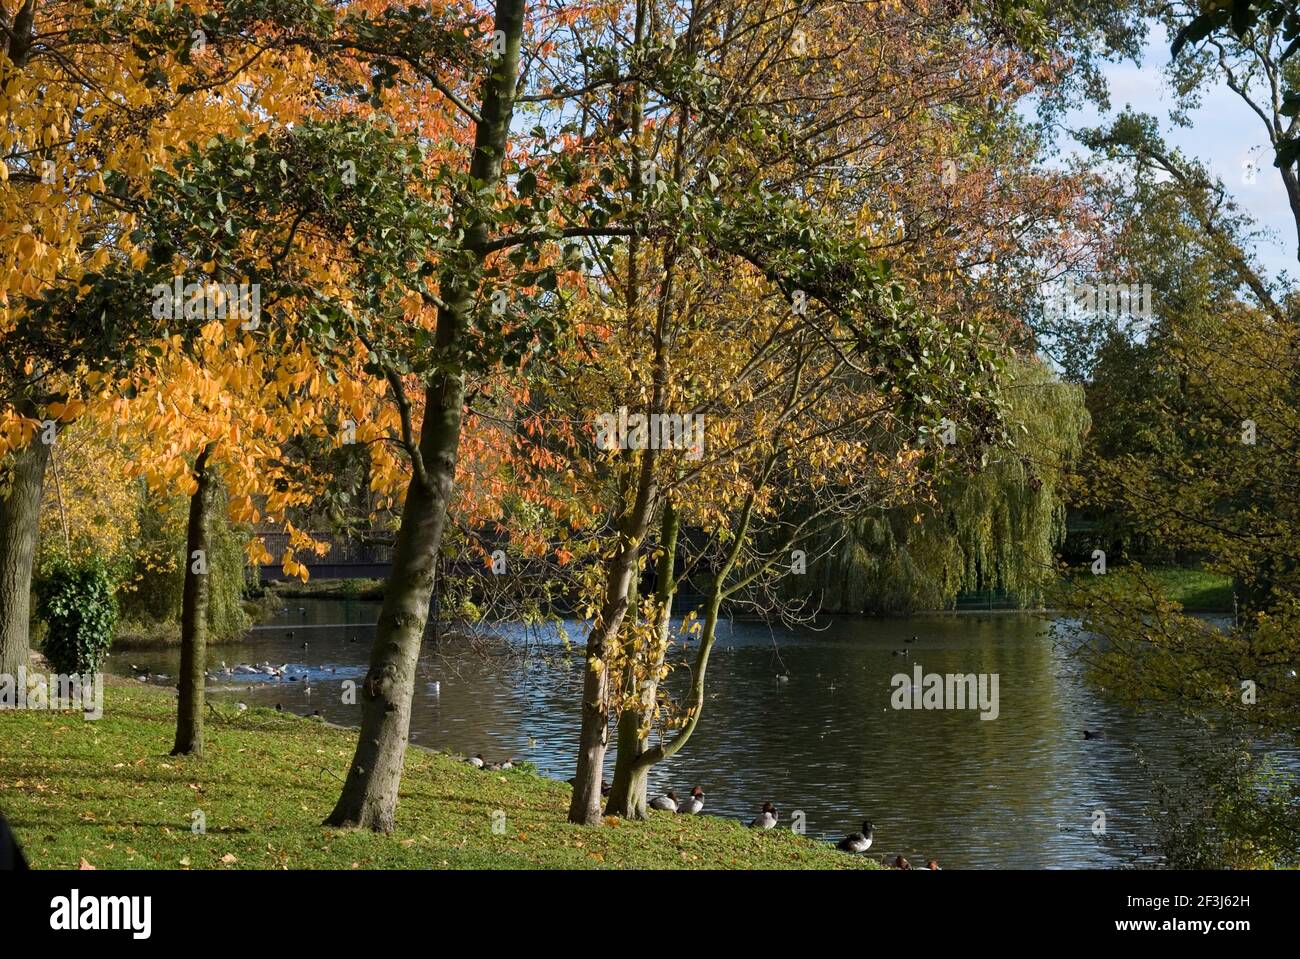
[
  {"xmin": 1143, "ymin": 567, "xmax": 1234, "ymax": 611},
  {"xmin": 1061, "ymin": 565, "xmax": 1234, "ymax": 612},
  {"xmin": 0, "ymin": 682, "xmax": 874, "ymax": 870}
]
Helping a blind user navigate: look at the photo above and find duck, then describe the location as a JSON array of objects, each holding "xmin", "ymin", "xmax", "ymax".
[
  {"xmin": 905, "ymin": 635, "xmax": 918, "ymax": 643},
  {"xmin": 274, "ymin": 703, "xmax": 283, "ymax": 712},
  {"xmin": 426, "ymin": 681, "xmax": 441, "ymax": 694},
  {"xmin": 925, "ymin": 859, "xmax": 941, "ymax": 870},
  {"xmin": 749, "ymin": 802, "xmax": 778, "ymax": 829},
  {"xmin": 468, "ymin": 754, "xmax": 486, "ymax": 768},
  {"xmin": 649, "ymin": 790, "xmax": 678, "ymax": 812},
  {"xmin": 836, "ymin": 821, "xmax": 874, "ymax": 853},
  {"xmin": 891, "ymin": 649, "xmax": 910, "ymax": 657},
  {"xmin": 484, "ymin": 757, "xmax": 515, "ymax": 772},
  {"xmin": 236, "ymin": 702, "xmax": 248, "ymax": 712},
  {"xmin": 1083, "ymin": 729, "xmax": 1102, "ymax": 740},
  {"xmin": 776, "ymin": 674, "xmax": 790, "ymax": 684},
  {"xmin": 677, "ymin": 786, "xmax": 705, "ymax": 815},
  {"xmin": 894, "ymin": 855, "xmax": 911, "ymax": 870}
]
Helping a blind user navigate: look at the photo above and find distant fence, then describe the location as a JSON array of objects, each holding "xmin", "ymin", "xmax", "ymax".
[{"xmin": 952, "ymin": 588, "xmax": 1024, "ymax": 611}]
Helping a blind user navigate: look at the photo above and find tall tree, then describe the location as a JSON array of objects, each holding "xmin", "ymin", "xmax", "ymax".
[{"xmin": 325, "ymin": 0, "xmax": 527, "ymax": 831}]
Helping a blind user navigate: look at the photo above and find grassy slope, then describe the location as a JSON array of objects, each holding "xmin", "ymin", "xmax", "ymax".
[{"xmin": 0, "ymin": 682, "xmax": 873, "ymax": 870}]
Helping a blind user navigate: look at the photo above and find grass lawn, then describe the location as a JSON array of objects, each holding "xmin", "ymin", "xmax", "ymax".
[
  {"xmin": 0, "ymin": 681, "xmax": 874, "ymax": 870},
  {"xmin": 1143, "ymin": 567, "xmax": 1234, "ymax": 612},
  {"xmin": 1062, "ymin": 565, "xmax": 1234, "ymax": 613}
]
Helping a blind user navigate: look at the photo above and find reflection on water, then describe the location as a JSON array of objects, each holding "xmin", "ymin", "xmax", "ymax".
[{"xmin": 107, "ymin": 599, "xmax": 1293, "ymax": 868}]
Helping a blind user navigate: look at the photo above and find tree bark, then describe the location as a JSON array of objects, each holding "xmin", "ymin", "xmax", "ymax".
[
  {"xmin": 605, "ymin": 500, "xmax": 678, "ymax": 819},
  {"xmin": 0, "ymin": 432, "xmax": 50, "ymax": 677},
  {"xmin": 173, "ymin": 442, "xmax": 216, "ymax": 757},
  {"xmin": 324, "ymin": 0, "xmax": 525, "ymax": 832}
]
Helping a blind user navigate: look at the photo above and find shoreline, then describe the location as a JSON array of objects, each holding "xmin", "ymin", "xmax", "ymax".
[{"xmin": 0, "ymin": 681, "xmax": 878, "ymax": 871}]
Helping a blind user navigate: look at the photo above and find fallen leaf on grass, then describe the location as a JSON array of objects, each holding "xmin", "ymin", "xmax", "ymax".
[
  {"xmin": 78, "ymin": 858, "xmax": 96, "ymax": 870},
  {"xmin": 219, "ymin": 853, "xmax": 238, "ymax": 864}
]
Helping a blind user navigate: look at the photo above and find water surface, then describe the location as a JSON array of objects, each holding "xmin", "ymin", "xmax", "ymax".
[{"xmin": 109, "ymin": 599, "xmax": 1290, "ymax": 868}]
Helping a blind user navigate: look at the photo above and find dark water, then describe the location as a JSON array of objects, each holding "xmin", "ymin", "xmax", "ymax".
[{"xmin": 108, "ymin": 600, "xmax": 1292, "ymax": 868}]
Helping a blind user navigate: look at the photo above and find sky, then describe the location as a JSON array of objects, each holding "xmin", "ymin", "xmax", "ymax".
[{"xmin": 1067, "ymin": 30, "xmax": 1295, "ymax": 282}]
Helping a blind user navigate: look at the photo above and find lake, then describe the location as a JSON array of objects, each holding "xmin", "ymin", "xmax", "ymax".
[{"xmin": 107, "ymin": 599, "xmax": 1286, "ymax": 868}]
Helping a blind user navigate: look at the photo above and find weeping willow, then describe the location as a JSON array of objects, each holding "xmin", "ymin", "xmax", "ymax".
[
  {"xmin": 118, "ymin": 484, "xmax": 251, "ymax": 642},
  {"xmin": 800, "ymin": 356, "xmax": 1089, "ymax": 614}
]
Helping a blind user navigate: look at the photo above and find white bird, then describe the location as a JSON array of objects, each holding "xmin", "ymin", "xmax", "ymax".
[
  {"xmin": 467, "ymin": 754, "xmax": 486, "ymax": 768},
  {"xmin": 749, "ymin": 802, "xmax": 779, "ymax": 829},
  {"xmin": 677, "ymin": 786, "xmax": 705, "ymax": 814},
  {"xmin": 236, "ymin": 702, "xmax": 248, "ymax": 712},
  {"xmin": 649, "ymin": 790, "xmax": 679, "ymax": 812},
  {"xmin": 427, "ymin": 681, "xmax": 441, "ymax": 694}
]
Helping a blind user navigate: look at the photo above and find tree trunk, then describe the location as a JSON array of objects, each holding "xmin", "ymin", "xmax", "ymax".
[
  {"xmin": 567, "ymin": 522, "xmax": 644, "ymax": 824},
  {"xmin": 571, "ymin": 1, "xmax": 657, "ymax": 824},
  {"xmin": 606, "ymin": 501, "xmax": 678, "ymax": 819},
  {"xmin": 0, "ymin": 434, "xmax": 50, "ymax": 677},
  {"xmin": 568, "ymin": 435, "xmax": 660, "ymax": 824},
  {"xmin": 324, "ymin": 0, "xmax": 525, "ymax": 832},
  {"xmin": 173, "ymin": 443, "xmax": 216, "ymax": 757}
]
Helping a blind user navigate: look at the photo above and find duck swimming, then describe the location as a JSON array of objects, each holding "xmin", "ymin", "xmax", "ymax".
[
  {"xmin": 836, "ymin": 821, "xmax": 874, "ymax": 853},
  {"xmin": 749, "ymin": 802, "xmax": 779, "ymax": 829},
  {"xmin": 649, "ymin": 790, "xmax": 678, "ymax": 812}
]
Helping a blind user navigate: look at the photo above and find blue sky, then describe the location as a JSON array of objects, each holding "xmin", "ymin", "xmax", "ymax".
[{"xmin": 1068, "ymin": 30, "xmax": 1295, "ymax": 282}]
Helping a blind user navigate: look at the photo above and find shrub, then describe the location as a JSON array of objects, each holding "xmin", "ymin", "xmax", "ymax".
[{"xmin": 36, "ymin": 556, "xmax": 119, "ymax": 674}]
